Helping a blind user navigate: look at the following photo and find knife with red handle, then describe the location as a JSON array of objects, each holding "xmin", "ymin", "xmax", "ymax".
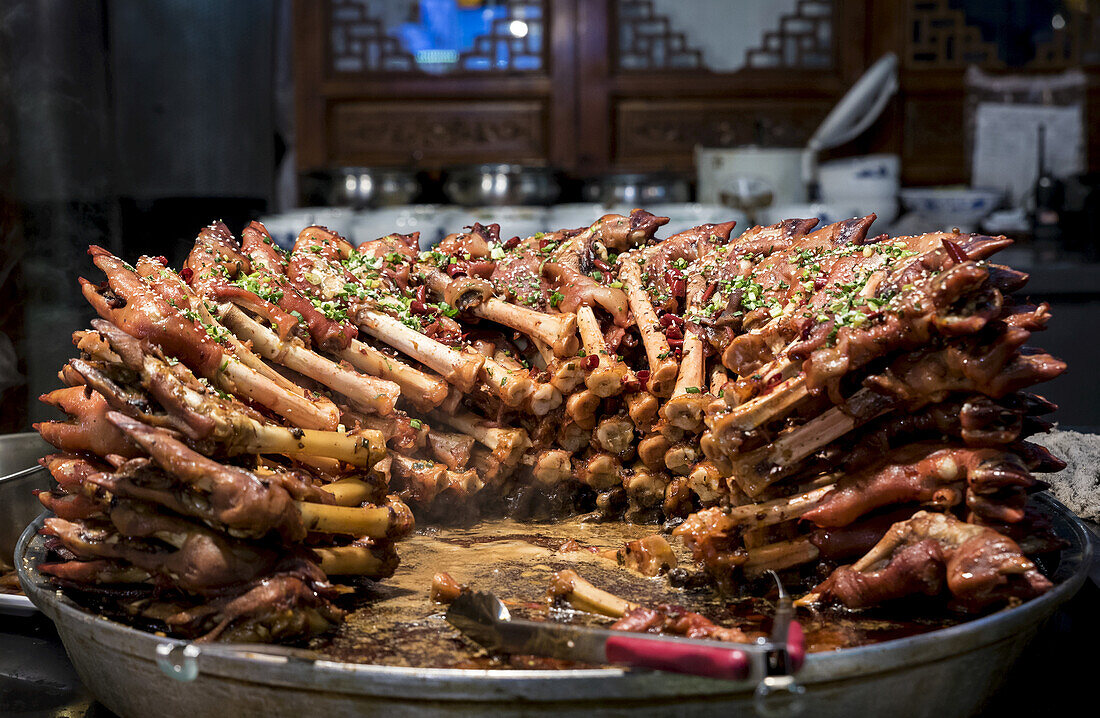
[{"xmin": 445, "ymin": 589, "xmax": 802, "ymax": 684}]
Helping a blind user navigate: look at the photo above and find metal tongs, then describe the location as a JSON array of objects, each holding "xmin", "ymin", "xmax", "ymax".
[{"xmin": 445, "ymin": 571, "xmax": 805, "ymax": 712}]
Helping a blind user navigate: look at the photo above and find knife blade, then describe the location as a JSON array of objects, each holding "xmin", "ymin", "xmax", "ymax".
[{"xmin": 446, "ymin": 590, "xmax": 760, "ymax": 682}]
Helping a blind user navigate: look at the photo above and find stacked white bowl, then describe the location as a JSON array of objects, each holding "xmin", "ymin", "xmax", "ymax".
[
  {"xmin": 349, "ymin": 205, "xmax": 460, "ymax": 250},
  {"xmin": 817, "ymin": 154, "xmax": 901, "ymax": 227}
]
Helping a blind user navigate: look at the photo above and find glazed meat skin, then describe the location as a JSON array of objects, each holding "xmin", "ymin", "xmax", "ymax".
[
  {"xmin": 34, "ymin": 207, "xmax": 1067, "ymax": 645},
  {"xmin": 812, "ymin": 512, "xmax": 1052, "ymax": 612}
]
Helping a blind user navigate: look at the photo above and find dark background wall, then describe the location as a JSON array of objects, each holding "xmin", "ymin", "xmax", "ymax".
[{"xmin": 0, "ymin": 0, "xmax": 283, "ymax": 427}]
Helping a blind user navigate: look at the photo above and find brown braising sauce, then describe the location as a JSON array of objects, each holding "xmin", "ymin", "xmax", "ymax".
[{"xmin": 312, "ymin": 518, "xmax": 973, "ymax": 669}]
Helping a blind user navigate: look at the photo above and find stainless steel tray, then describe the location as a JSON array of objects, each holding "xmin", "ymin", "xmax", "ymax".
[
  {"xmin": 16, "ymin": 493, "xmax": 1092, "ymax": 718},
  {"xmin": 0, "ymin": 432, "xmax": 52, "ymax": 615}
]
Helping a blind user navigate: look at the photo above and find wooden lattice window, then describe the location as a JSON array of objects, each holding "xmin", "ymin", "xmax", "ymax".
[{"xmin": 328, "ymin": 0, "xmax": 545, "ymax": 75}]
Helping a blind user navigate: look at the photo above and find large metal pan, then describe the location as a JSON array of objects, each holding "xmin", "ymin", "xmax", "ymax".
[
  {"xmin": 16, "ymin": 493, "xmax": 1091, "ymax": 718},
  {"xmin": 0, "ymin": 432, "xmax": 52, "ymax": 615}
]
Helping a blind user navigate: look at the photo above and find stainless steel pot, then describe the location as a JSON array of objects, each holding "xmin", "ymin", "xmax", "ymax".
[
  {"xmin": 581, "ymin": 173, "xmax": 691, "ymax": 205},
  {"xmin": 1, "ymin": 433, "xmax": 52, "ymax": 615},
  {"xmin": 303, "ymin": 167, "xmax": 421, "ymax": 209},
  {"xmin": 442, "ymin": 164, "xmax": 560, "ymax": 206},
  {"xmin": 16, "ymin": 493, "xmax": 1092, "ymax": 718}
]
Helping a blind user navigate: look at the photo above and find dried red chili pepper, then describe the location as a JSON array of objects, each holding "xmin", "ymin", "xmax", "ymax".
[
  {"xmin": 942, "ymin": 238, "xmax": 968, "ymax": 264},
  {"xmin": 700, "ymin": 281, "xmax": 718, "ymax": 305}
]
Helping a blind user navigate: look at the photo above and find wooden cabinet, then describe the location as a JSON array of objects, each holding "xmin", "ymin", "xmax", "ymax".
[
  {"xmin": 294, "ymin": 0, "xmax": 575, "ymax": 171},
  {"xmin": 295, "ymin": 0, "xmax": 1100, "ymax": 185}
]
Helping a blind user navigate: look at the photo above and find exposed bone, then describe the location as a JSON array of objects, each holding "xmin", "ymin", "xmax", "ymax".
[
  {"xmin": 439, "ymin": 386, "xmax": 464, "ymax": 415},
  {"xmin": 73, "ymin": 329, "xmax": 121, "ymax": 363},
  {"xmin": 548, "ymin": 569, "xmax": 639, "ymax": 618},
  {"xmin": 314, "ymin": 542, "xmax": 395, "ymax": 577},
  {"xmin": 137, "ymin": 259, "xmax": 306, "ymax": 399},
  {"xmin": 220, "ymin": 303, "xmax": 399, "ymax": 416},
  {"xmin": 239, "ymin": 423, "xmax": 386, "ymax": 468},
  {"xmin": 576, "ymin": 305, "xmax": 626, "ymax": 397},
  {"xmin": 664, "ymin": 442, "xmax": 699, "ymax": 476},
  {"xmin": 86, "ymin": 321, "xmax": 385, "ymax": 466},
  {"xmin": 439, "ymin": 465, "xmax": 485, "ymax": 498},
  {"xmin": 295, "ymin": 500, "xmax": 409, "ymax": 538},
  {"xmin": 575, "ymin": 452, "xmax": 622, "ymax": 490},
  {"xmin": 724, "ymin": 479, "xmax": 838, "ymax": 529},
  {"xmin": 601, "ymin": 535, "xmax": 677, "ymax": 577},
  {"xmin": 661, "ymin": 276, "xmax": 708, "ymax": 431},
  {"xmin": 334, "ymin": 339, "xmax": 449, "ymax": 411},
  {"xmin": 795, "ymin": 511, "xmax": 1040, "ymax": 607},
  {"xmin": 565, "ymin": 389, "xmax": 601, "ymax": 430},
  {"xmin": 479, "ymin": 299, "xmax": 580, "ymax": 357},
  {"xmin": 557, "ymin": 420, "xmax": 591, "ymax": 453},
  {"xmin": 709, "ymin": 363, "xmax": 728, "ymax": 396},
  {"xmin": 391, "ymin": 453, "xmax": 446, "ymax": 503},
  {"xmin": 429, "ymin": 409, "xmax": 530, "ymax": 466},
  {"xmin": 625, "ymin": 391, "xmax": 659, "ymax": 432},
  {"xmin": 617, "ymin": 256, "xmax": 678, "ymax": 396},
  {"xmin": 419, "ymin": 262, "xmax": 579, "ymax": 356},
  {"xmin": 595, "ymin": 415, "xmax": 635, "ymax": 458},
  {"xmin": 712, "ymin": 373, "xmax": 808, "ymax": 433},
  {"xmin": 479, "ymin": 354, "xmax": 535, "ymax": 408},
  {"xmin": 492, "ymin": 350, "xmax": 560, "ymax": 415},
  {"xmin": 533, "ymin": 449, "xmax": 572, "ymax": 487},
  {"xmin": 623, "ymin": 464, "xmax": 669, "ymax": 508},
  {"xmin": 528, "ymin": 381, "xmax": 564, "ymax": 416},
  {"xmin": 731, "ymin": 389, "xmax": 893, "ymax": 497},
  {"xmin": 219, "ymin": 358, "xmax": 342, "ymax": 430},
  {"xmin": 82, "ymin": 250, "xmax": 339, "ymax": 431},
  {"xmin": 426, "ymin": 430, "xmax": 474, "ymax": 470},
  {"xmin": 850, "ymin": 511, "xmax": 988, "ymax": 573},
  {"xmin": 531, "ymin": 338, "xmax": 586, "ymax": 394},
  {"xmin": 742, "ymin": 538, "xmax": 821, "ymax": 577},
  {"xmin": 655, "ymin": 418, "xmax": 686, "ymax": 443},
  {"xmin": 357, "ymin": 310, "xmax": 483, "ymax": 393},
  {"xmin": 470, "ymin": 446, "xmax": 509, "ymax": 486},
  {"xmin": 638, "ymin": 433, "xmax": 672, "ymax": 470},
  {"xmin": 687, "ymin": 460, "xmax": 724, "ymax": 505},
  {"xmin": 741, "ymin": 527, "xmax": 770, "ymax": 550},
  {"xmin": 317, "ymin": 478, "xmax": 379, "ymax": 507},
  {"xmin": 699, "ymin": 431, "xmax": 733, "ymax": 474}
]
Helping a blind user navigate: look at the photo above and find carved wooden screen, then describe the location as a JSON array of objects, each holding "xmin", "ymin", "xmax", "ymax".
[
  {"xmin": 295, "ymin": 0, "xmax": 574, "ymax": 171},
  {"xmin": 296, "ymin": 0, "xmax": 870, "ymax": 176},
  {"xmin": 576, "ymin": 0, "xmax": 866, "ymax": 174},
  {"xmin": 864, "ymin": 0, "xmax": 1100, "ymax": 186}
]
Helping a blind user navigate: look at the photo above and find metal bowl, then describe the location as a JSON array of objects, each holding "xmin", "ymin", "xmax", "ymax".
[
  {"xmin": 1, "ymin": 432, "xmax": 52, "ymax": 615},
  {"xmin": 581, "ymin": 173, "xmax": 691, "ymax": 206},
  {"xmin": 15, "ymin": 493, "xmax": 1092, "ymax": 718},
  {"xmin": 303, "ymin": 168, "xmax": 421, "ymax": 209},
  {"xmin": 442, "ymin": 164, "xmax": 560, "ymax": 207}
]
